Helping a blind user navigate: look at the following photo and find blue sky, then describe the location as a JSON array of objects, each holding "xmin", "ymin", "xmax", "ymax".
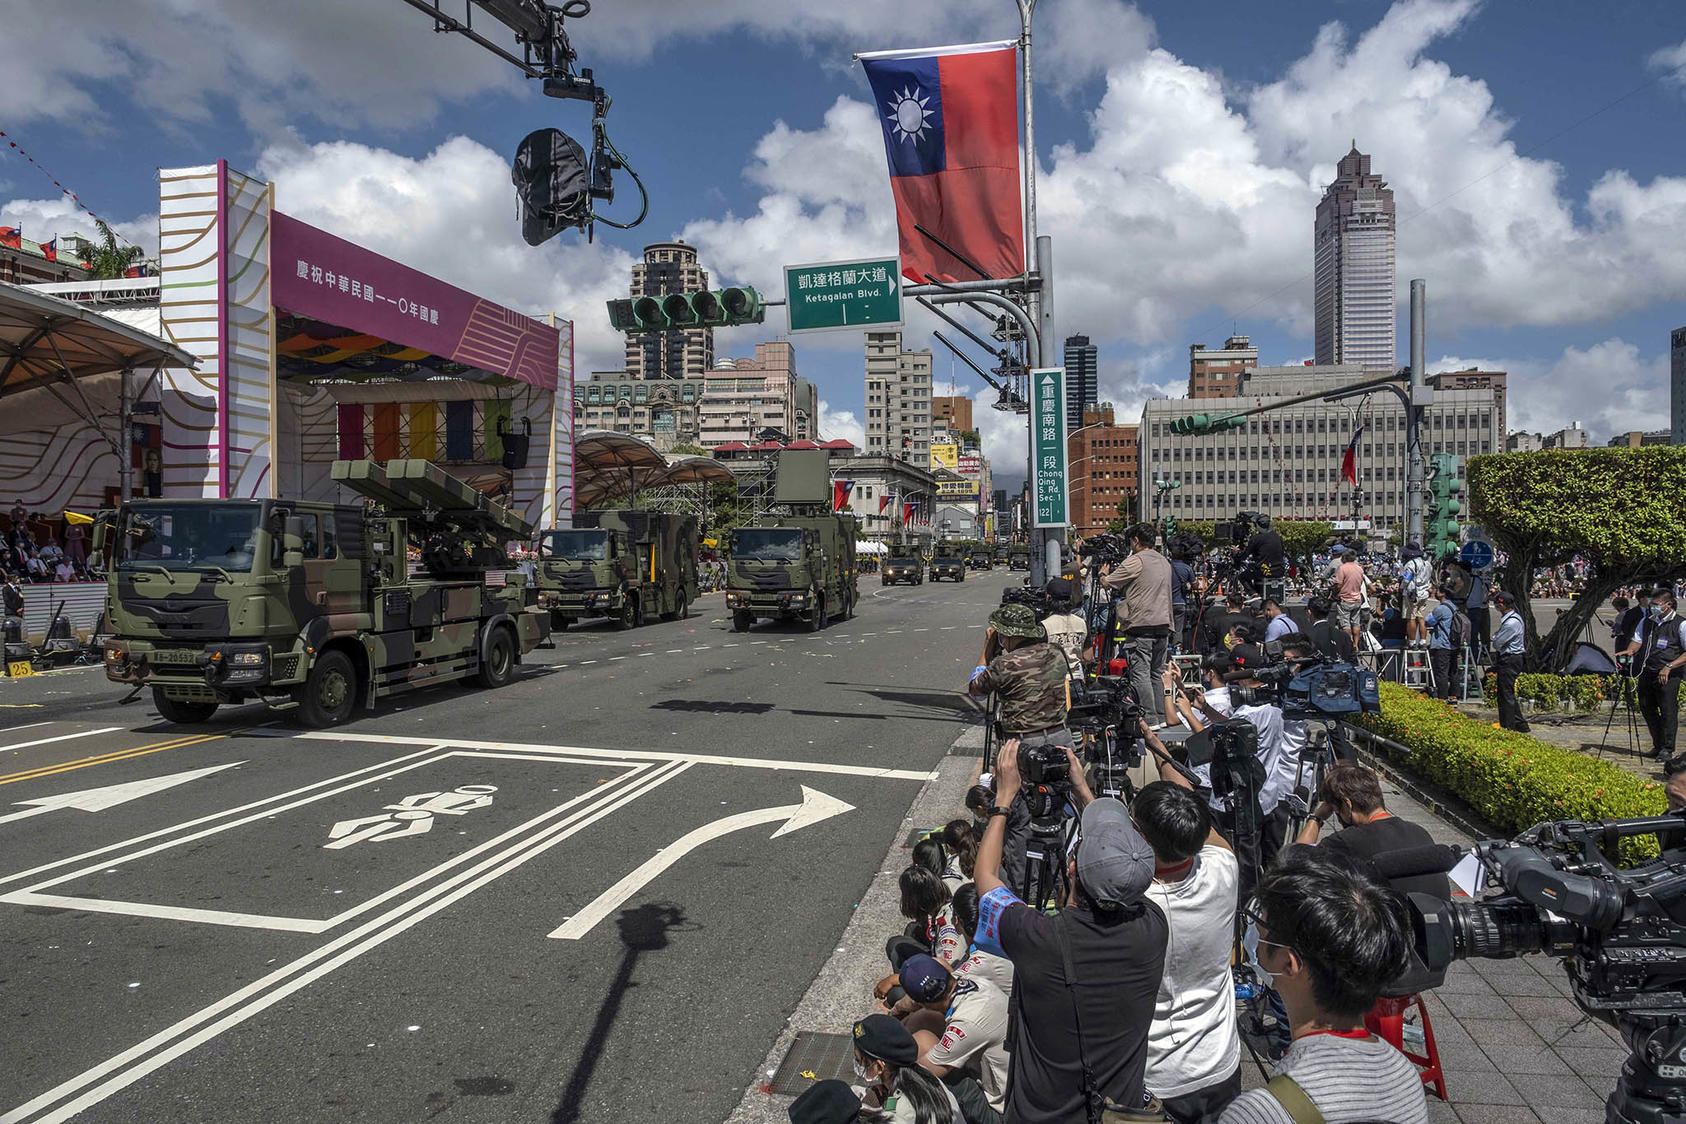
[{"xmin": 4, "ymin": 0, "xmax": 1685, "ymax": 487}]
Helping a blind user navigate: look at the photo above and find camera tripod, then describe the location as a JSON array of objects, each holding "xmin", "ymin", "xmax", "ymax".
[
  {"xmin": 1015, "ymin": 780, "xmax": 1077, "ymax": 912},
  {"xmin": 1597, "ymin": 663, "xmax": 1645, "ymax": 761}
]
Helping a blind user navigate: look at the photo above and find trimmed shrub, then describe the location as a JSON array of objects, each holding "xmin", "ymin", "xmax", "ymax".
[
  {"xmin": 1356, "ymin": 682, "xmax": 1666, "ymax": 863},
  {"xmin": 1479, "ymin": 672, "xmax": 1671, "ymax": 712}
]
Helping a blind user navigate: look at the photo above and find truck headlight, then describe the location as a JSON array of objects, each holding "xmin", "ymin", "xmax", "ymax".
[{"xmin": 232, "ymin": 651, "xmax": 265, "ymax": 666}]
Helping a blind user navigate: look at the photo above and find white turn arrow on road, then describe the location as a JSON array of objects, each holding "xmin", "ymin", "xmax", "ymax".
[
  {"xmin": 548, "ymin": 785, "xmax": 854, "ymax": 940},
  {"xmin": 0, "ymin": 761, "xmax": 244, "ymax": 827}
]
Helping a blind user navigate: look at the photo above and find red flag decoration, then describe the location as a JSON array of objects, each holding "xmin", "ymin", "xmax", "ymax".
[
  {"xmin": 0, "ymin": 226, "xmax": 20, "ymax": 249},
  {"xmin": 903, "ymin": 501, "xmax": 915, "ymax": 526},
  {"xmin": 879, "ymin": 494, "xmax": 891, "ymax": 515},
  {"xmin": 832, "ymin": 479, "xmax": 855, "ymax": 512},
  {"xmin": 40, "ymin": 238, "xmax": 56, "ymax": 262},
  {"xmin": 1341, "ymin": 424, "xmax": 1365, "ymax": 486},
  {"xmin": 859, "ymin": 41, "xmax": 1024, "ymax": 283}
]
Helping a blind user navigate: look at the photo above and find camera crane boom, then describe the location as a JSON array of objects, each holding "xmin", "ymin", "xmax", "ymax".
[{"xmin": 396, "ymin": 0, "xmax": 647, "ymax": 242}]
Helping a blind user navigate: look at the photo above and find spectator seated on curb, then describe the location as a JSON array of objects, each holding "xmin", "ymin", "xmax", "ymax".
[
  {"xmin": 938, "ymin": 820, "xmax": 977, "ymax": 891},
  {"xmin": 876, "ymin": 867, "xmax": 963, "ymax": 1006},
  {"xmin": 910, "ymin": 947, "xmax": 1012, "ymax": 1124},
  {"xmin": 789, "ymin": 1078, "xmax": 864, "ymax": 1124},
  {"xmin": 887, "ymin": 953, "xmax": 956, "ymax": 1031},
  {"xmin": 1293, "ymin": 762, "xmax": 1453, "ymax": 901},
  {"xmin": 948, "ymin": 883, "xmax": 1013, "ymax": 994},
  {"xmin": 1218, "ymin": 848, "xmax": 1426, "ymax": 1124},
  {"xmin": 852, "ymin": 1013, "xmax": 962, "ymax": 1124}
]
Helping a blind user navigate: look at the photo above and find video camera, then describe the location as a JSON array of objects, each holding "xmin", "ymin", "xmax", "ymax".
[
  {"xmin": 1078, "ymin": 531, "xmax": 1129, "ymax": 566},
  {"xmin": 1226, "ymin": 652, "xmax": 1380, "ymax": 721},
  {"xmin": 1213, "ymin": 511, "xmax": 1266, "ymax": 546},
  {"xmin": 999, "ymin": 584, "xmax": 1056, "ymax": 618},
  {"xmin": 1411, "ymin": 814, "xmax": 1686, "ymax": 1122}
]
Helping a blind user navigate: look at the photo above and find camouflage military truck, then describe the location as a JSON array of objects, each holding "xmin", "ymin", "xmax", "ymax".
[
  {"xmin": 724, "ymin": 451, "xmax": 858, "ymax": 632},
  {"xmin": 1007, "ymin": 544, "xmax": 1032, "ymax": 571},
  {"xmin": 930, "ymin": 544, "xmax": 967, "ymax": 582},
  {"xmin": 101, "ymin": 458, "xmax": 549, "ymax": 727},
  {"xmin": 532, "ymin": 510, "xmax": 697, "ymax": 631},
  {"xmin": 881, "ymin": 542, "xmax": 923, "ymax": 586},
  {"xmin": 967, "ymin": 544, "xmax": 994, "ymax": 570}
]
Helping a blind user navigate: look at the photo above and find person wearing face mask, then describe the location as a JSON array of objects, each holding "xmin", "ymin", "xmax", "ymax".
[
  {"xmin": 851, "ymin": 1013, "xmax": 962, "ymax": 1124},
  {"xmin": 1218, "ymin": 849, "xmax": 1426, "ymax": 1124},
  {"xmin": 1489, "ymin": 590, "xmax": 1530, "ymax": 733},
  {"xmin": 1619, "ymin": 589, "xmax": 1686, "ymax": 770}
]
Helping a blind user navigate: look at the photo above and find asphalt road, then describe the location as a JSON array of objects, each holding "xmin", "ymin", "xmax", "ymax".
[{"xmin": 0, "ymin": 568, "xmax": 1014, "ymax": 1124}]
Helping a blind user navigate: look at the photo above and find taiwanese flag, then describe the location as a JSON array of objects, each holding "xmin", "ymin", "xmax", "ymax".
[
  {"xmin": 879, "ymin": 494, "xmax": 891, "ymax": 515},
  {"xmin": 833, "ymin": 479, "xmax": 855, "ymax": 512},
  {"xmin": 1341, "ymin": 424, "xmax": 1365, "ymax": 486},
  {"xmin": 903, "ymin": 501, "xmax": 915, "ymax": 526},
  {"xmin": 0, "ymin": 226, "xmax": 20, "ymax": 249},
  {"xmin": 40, "ymin": 238, "xmax": 56, "ymax": 262},
  {"xmin": 860, "ymin": 41, "xmax": 1024, "ymax": 283}
]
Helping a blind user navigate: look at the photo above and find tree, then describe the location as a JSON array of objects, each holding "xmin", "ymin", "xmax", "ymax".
[
  {"xmin": 1468, "ymin": 447, "xmax": 1686, "ymax": 670},
  {"xmin": 1275, "ymin": 521, "xmax": 1335, "ymax": 566},
  {"xmin": 75, "ymin": 219, "xmax": 144, "ymax": 279}
]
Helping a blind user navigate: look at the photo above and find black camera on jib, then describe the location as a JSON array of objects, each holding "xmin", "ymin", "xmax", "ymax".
[
  {"xmin": 999, "ymin": 584, "xmax": 1055, "ymax": 618},
  {"xmin": 1067, "ymin": 675, "xmax": 1143, "ymax": 740}
]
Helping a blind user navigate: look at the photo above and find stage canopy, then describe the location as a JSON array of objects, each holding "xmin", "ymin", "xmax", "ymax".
[{"xmin": 573, "ymin": 430, "xmax": 738, "ymax": 508}]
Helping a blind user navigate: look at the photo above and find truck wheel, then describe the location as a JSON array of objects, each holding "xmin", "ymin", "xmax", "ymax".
[
  {"xmin": 616, "ymin": 599, "xmax": 638, "ymax": 631},
  {"xmin": 733, "ymin": 609, "xmax": 754, "ymax": 633},
  {"xmin": 295, "ymin": 650, "xmax": 356, "ymax": 728},
  {"xmin": 152, "ymin": 689, "xmax": 217, "ymax": 724},
  {"xmin": 549, "ymin": 611, "xmax": 569, "ymax": 632},
  {"xmin": 809, "ymin": 595, "xmax": 826, "ymax": 632},
  {"xmin": 666, "ymin": 592, "xmax": 689, "ymax": 621},
  {"xmin": 476, "ymin": 626, "xmax": 516, "ymax": 688}
]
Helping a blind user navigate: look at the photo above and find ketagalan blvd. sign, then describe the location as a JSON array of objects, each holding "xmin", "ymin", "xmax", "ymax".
[{"xmin": 783, "ymin": 256, "xmax": 902, "ymax": 334}]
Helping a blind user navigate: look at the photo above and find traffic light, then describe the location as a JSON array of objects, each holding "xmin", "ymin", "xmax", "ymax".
[
  {"xmin": 1169, "ymin": 413, "xmax": 1247, "ymax": 436},
  {"xmin": 604, "ymin": 287, "xmax": 767, "ymax": 333},
  {"xmin": 1425, "ymin": 452, "xmax": 1464, "ymax": 559}
]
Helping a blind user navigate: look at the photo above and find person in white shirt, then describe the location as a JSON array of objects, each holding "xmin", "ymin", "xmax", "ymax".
[
  {"xmin": 1039, "ymin": 576, "xmax": 1090, "ymax": 683},
  {"xmin": 1133, "ymin": 776, "xmax": 1241, "ymax": 1123}
]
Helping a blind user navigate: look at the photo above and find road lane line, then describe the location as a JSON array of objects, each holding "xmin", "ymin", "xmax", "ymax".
[
  {"xmin": 2, "ymin": 760, "xmax": 690, "ymax": 1124},
  {"xmin": 0, "ymin": 722, "xmax": 51, "ymax": 738},
  {"xmin": 609, "ymin": 656, "xmax": 627, "ymax": 662},
  {"xmin": 0, "ymin": 728, "xmax": 124, "ymax": 756},
  {"xmin": 0, "ymin": 732, "xmax": 224, "ymax": 788}
]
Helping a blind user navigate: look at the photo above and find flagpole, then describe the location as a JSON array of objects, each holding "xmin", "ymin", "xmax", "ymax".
[{"xmin": 1016, "ymin": 0, "xmax": 1037, "ymax": 262}]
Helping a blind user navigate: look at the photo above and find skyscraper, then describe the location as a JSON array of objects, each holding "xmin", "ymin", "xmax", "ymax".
[
  {"xmin": 624, "ymin": 241, "xmax": 714, "ymax": 379},
  {"xmin": 1063, "ymin": 334, "xmax": 1098, "ymax": 432},
  {"xmin": 863, "ymin": 330, "xmax": 933, "ymax": 463},
  {"xmin": 1314, "ymin": 144, "xmax": 1396, "ymax": 371}
]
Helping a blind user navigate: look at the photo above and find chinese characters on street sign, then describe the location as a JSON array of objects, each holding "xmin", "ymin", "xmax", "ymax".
[
  {"xmin": 783, "ymin": 256, "xmax": 902, "ymax": 334},
  {"xmin": 1028, "ymin": 368, "xmax": 1069, "ymax": 528}
]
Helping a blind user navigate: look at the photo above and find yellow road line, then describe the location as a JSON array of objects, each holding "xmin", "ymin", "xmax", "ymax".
[{"xmin": 0, "ymin": 731, "xmax": 237, "ymax": 786}]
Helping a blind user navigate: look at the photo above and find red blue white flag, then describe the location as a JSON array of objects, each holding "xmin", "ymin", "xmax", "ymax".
[
  {"xmin": 1341, "ymin": 425, "xmax": 1365, "ymax": 487},
  {"xmin": 40, "ymin": 238, "xmax": 56, "ymax": 262},
  {"xmin": 859, "ymin": 41, "xmax": 1024, "ymax": 283}
]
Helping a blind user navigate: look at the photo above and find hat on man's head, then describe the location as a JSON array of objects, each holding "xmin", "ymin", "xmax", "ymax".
[
  {"xmin": 788, "ymin": 1079, "xmax": 861, "ymax": 1124},
  {"xmin": 898, "ymin": 953, "xmax": 952, "ymax": 1004},
  {"xmin": 1225, "ymin": 643, "xmax": 1268, "ymax": 679},
  {"xmin": 1074, "ymin": 798, "xmax": 1155, "ymax": 909},
  {"xmin": 852, "ymin": 1013, "xmax": 918, "ymax": 1066},
  {"xmin": 989, "ymin": 602, "xmax": 1047, "ymax": 641},
  {"xmin": 1044, "ymin": 576, "xmax": 1076, "ymax": 604}
]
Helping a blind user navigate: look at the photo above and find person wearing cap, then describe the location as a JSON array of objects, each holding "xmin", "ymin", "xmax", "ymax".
[
  {"xmin": 900, "ymin": 951, "xmax": 1011, "ymax": 1124},
  {"xmin": 971, "ymin": 740, "xmax": 1168, "ymax": 1124},
  {"xmin": 788, "ymin": 1079, "xmax": 863, "ymax": 1124},
  {"xmin": 1490, "ymin": 590, "xmax": 1530, "ymax": 733},
  {"xmin": 1040, "ymin": 577, "xmax": 1089, "ymax": 684},
  {"xmin": 852, "ymin": 1013, "xmax": 962, "ymax": 1123},
  {"xmin": 1100, "ymin": 523, "xmax": 1175, "ymax": 715},
  {"xmin": 1239, "ymin": 514, "xmax": 1285, "ymax": 602}
]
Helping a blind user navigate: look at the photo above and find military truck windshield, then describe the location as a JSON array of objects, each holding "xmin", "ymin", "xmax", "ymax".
[
  {"xmin": 734, "ymin": 528, "xmax": 803, "ymax": 562},
  {"xmin": 540, "ymin": 529, "xmax": 609, "ymax": 561},
  {"xmin": 117, "ymin": 503, "xmax": 263, "ymax": 572}
]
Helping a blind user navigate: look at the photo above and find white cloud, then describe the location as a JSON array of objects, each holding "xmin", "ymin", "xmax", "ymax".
[
  {"xmin": 1432, "ymin": 340, "xmax": 1668, "ymax": 441},
  {"xmin": 0, "ymin": 195, "xmax": 156, "ymax": 256},
  {"xmin": 1650, "ymin": 38, "xmax": 1686, "ymax": 85},
  {"xmin": 255, "ymin": 136, "xmax": 638, "ymax": 373},
  {"xmin": 817, "ymin": 399, "xmax": 864, "ymax": 448}
]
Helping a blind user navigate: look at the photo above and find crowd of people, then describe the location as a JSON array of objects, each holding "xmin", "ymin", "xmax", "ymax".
[
  {"xmin": 789, "ymin": 522, "xmax": 1456, "ymax": 1124},
  {"xmin": 2, "ymin": 505, "xmax": 100, "ymax": 584}
]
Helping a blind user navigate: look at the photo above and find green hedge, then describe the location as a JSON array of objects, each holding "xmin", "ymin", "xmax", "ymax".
[
  {"xmin": 1479, "ymin": 672, "xmax": 1681, "ymax": 711},
  {"xmin": 1356, "ymin": 682, "xmax": 1666, "ymax": 863}
]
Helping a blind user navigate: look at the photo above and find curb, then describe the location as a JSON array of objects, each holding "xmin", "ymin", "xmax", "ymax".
[{"xmin": 723, "ymin": 724, "xmax": 981, "ymax": 1124}]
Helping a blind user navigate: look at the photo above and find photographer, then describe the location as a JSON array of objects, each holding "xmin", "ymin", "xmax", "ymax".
[
  {"xmin": 1398, "ymin": 543, "xmax": 1433, "ymax": 650},
  {"xmin": 967, "ymin": 603, "xmax": 1072, "ymax": 749},
  {"xmin": 1293, "ymin": 762, "xmax": 1452, "ymax": 900},
  {"xmin": 1101, "ymin": 523, "xmax": 1173, "ymax": 715},
  {"xmin": 972, "ymin": 740, "xmax": 1166, "ymax": 1124},
  {"xmin": 1490, "ymin": 590, "xmax": 1530, "ymax": 734},
  {"xmin": 1218, "ymin": 849, "xmax": 1423, "ymax": 1124},
  {"xmin": 1618, "ymin": 588, "xmax": 1686, "ymax": 769},
  {"xmin": 1304, "ymin": 596, "xmax": 1358, "ymax": 663},
  {"xmin": 1040, "ymin": 577, "xmax": 1089, "ymax": 685},
  {"xmin": 1240, "ymin": 514, "xmax": 1286, "ymax": 600}
]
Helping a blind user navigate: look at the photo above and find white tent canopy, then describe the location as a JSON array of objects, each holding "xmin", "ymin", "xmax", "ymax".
[{"xmin": 855, "ymin": 540, "xmax": 888, "ymax": 555}]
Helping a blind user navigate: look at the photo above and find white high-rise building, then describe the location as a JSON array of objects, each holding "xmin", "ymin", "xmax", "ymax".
[
  {"xmin": 1314, "ymin": 144, "xmax": 1396, "ymax": 371},
  {"xmin": 863, "ymin": 330, "xmax": 933, "ymax": 463}
]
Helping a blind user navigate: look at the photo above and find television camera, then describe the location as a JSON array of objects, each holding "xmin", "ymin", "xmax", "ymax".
[
  {"xmin": 1412, "ymin": 814, "xmax": 1686, "ymax": 1124},
  {"xmin": 1226, "ymin": 653, "xmax": 1380, "ymax": 721}
]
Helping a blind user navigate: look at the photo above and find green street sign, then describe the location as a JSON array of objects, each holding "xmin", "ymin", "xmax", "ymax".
[
  {"xmin": 783, "ymin": 256, "xmax": 902, "ymax": 335},
  {"xmin": 1028, "ymin": 367, "xmax": 1069, "ymax": 528}
]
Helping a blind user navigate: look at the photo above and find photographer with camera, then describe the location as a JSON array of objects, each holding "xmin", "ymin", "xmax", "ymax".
[
  {"xmin": 1219, "ymin": 847, "xmax": 1424, "ymax": 1124},
  {"xmin": 1239, "ymin": 514, "xmax": 1286, "ymax": 602},
  {"xmin": 1040, "ymin": 577, "xmax": 1090, "ymax": 686},
  {"xmin": 1304, "ymin": 596, "xmax": 1357, "ymax": 664},
  {"xmin": 1101, "ymin": 524, "xmax": 1174, "ymax": 714},
  {"xmin": 1292, "ymin": 762, "xmax": 1452, "ymax": 901},
  {"xmin": 972, "ymin": 740, "xmax": 1167, "ymax": 1124}
]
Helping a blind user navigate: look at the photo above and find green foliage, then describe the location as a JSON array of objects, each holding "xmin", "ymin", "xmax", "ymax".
[
  {"xmin": 1274, "ymin": 521, "xmax": 1335, "ymax": 562},
  {"xmin": 74, "ymin": 219, "xmax": 144, "ymax": 279},
  {"xmin": 1480, "ymin": 671, "xmax": 1670, "ymax": 712},
  {"xmin": 1357, "ymin": 682, "xmax": 1666, "ymax": 863}
]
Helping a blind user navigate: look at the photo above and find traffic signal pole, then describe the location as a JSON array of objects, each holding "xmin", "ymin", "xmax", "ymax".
[{"xmin": 1406, "ymin": 278, "xmax": 1428, "ymax": 551}]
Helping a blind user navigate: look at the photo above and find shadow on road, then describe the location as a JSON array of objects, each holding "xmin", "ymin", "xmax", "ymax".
[
  {"xmin": 549, "ymin": 902, "xmax": 692, "ymax": 1124},
  {"xmin": 840, "ymin": 685, "xmax": 980, "ymax": 719}
]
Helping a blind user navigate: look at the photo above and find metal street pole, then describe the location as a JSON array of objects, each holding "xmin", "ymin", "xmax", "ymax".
[
  {"xmin": 1406, "ymin": 279, "xmax": 1428, "ymax": 549},
  {"xmin": 1016, "ymin": 0, "xmax": 1038, "ymax": 266}
]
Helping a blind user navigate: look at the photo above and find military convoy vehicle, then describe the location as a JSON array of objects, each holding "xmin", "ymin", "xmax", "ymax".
[
  {"xmin": 929, "ymin": 545, "xmax": 967, "ymax": 582},
  {"xmin": 533, "ymin": 510, "xmax": 697, "ymax": 630},
  {"xmin": 881, "ymin": 543, "xmax": 924, "ymax": 586},
  {"xmin": 101, "ymin": 458, "xmax": 549, "ymax": 727},
  {"xmin": 967, "ymin": 545, "xmax": 994, "ymax": 570},
  {"xmin": 724, "ymin": 451, "xmax": 858, "ymax": 632},
  {"xmin": 1007, "ymin": 544, "xmax": 1032, "ymax": 571}
]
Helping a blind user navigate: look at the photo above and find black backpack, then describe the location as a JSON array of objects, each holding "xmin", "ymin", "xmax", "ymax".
[{"xmin": 1448, "ymin": 607, "xmax": 1472, "ymax": 651}]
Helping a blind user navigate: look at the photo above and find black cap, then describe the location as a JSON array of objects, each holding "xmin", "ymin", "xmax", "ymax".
[
  {"xmin": 788, "ymin": 1079, "xmax": 861, "ymax": 1124},
  {"xmin": 852, "ymin": 1013, "xmax": 917, "ymax": 1066},
  {"xmin": 1226, "ymin": 643, "xmax": 1267, "ymax": 678},
  {"xmin": 1045, "ymin": 576, "xmax": 1076, "ymax": 604}
]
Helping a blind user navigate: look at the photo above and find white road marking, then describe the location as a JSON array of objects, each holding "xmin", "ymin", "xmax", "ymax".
[
  {"xmin": 1, "ymin": 760, "xmax": 690, "ymax": 1124},
  {"xmin": 914, "ymin": 628, "xmax": 930, "ymax": 632},
  {"xmin": 300, "ymin": 732, "xmax": 937, "ymax": 782},
  {"xmin": 608, "ymin": 656, "xmax": 627, "ymax": 662},
  {"xmin": 666, "ymin": 649, "xmax": 683, "ymax": 654},
  {"xmin": 940, "ymin": 626, "xmax": 957, "ymax": 631},
  {"xmin": 0, "ymin": 727, "xmax": 124, "ymax": 755},
  {"xmin": 0, "ymin": 722, "xmax": 50, "ymax": 738},
  {"xmin": 549, "ymin": 785, "xmax": 853, "ymax": 940},
  {"xmin": 579, "ymin": 660, "xmax": 597, "ymax": 665},
  {"xmin": 0, "ymin": 762, "xmax": 244, "ymax": 828}
]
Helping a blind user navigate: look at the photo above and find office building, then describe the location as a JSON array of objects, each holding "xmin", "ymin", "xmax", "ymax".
[
  {"xmin": 1062, "ymin": 335, "xmax": 1099, "ymax": 431},
  {"xmin": 699, "ymin": 342, "xmax": 798, "ymax": 447},
  {"xmin": 1139, "ymin": 362, "xmax": 1500, "ymax": 531},
  {"xmin": 1606, "ymin": 430, "xmax": 1673, "ymax": 447},
  {"xmin": 1673, "ymin": 327, "xmax": 1686, "ymax": 445},
  {"xmin": 792, "ymin": 377, "xmax": 818, "ymax": 441},
  {"xmin": 624, "ymin": 241, "xmax": 714, "ymax": 380},
  {"xmin": 863, "ymin": 330, "xmax": 933, "ymax": 463},
  {"xmin": 1067, "ymin": 404, "xmax": 1139, "ymax": 537},
  {"xmin": 1506, "ymin": 432, "xmax": 1543, "ymax": 453},
  {"xmin": 1314, "ymin": 144, "xmax": 1396, "ymax": 370},
  {"xmin": 1188, "ymin": 335, "xmax": 1258, "ymax": 399},
  {"xmin": 933, "ymin": 395, "xmax": 973, "ymax": 435},
  {"xmin": 836, "ymin": 453, "xmax": 936, "ymax": 542},
  {"xmin": 1430, "ymin": 368, "xmax": 1508, "ymax": 441},
  {"xmin": 1543, "ymin": 422, "xmax": 1586, "ymax": 449},
  {"xmin": 574, "ymin": 371, "xmax": 706, "ymax": 449}
]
